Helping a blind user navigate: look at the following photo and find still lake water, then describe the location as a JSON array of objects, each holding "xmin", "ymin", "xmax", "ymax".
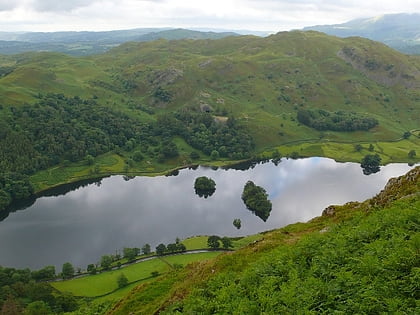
[{"xmin": 0, "ymin": 158, "xmax": 414, "ymax": 270}]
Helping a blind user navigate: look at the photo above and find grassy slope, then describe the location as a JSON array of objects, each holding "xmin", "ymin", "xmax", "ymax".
[
  {"xmin": 52, "ymin": 252, "xmax": 221, "ymax": 298},
  {"xmin": 106, "ymin": 166, "xmax": 420, "ymax": 314},
  {"xmin": 0, "ymin": 31, "xmax": 419, "ymax": 191}
]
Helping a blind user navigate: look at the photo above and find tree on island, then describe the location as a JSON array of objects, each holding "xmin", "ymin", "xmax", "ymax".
[
  {"xmin": 194, "ymin": 176, "xmax": 216, "ymax": 198},
  {"xmin": 233, "ymin": 218, "xmax": 241, "ymax": 229},
  {"xmin": 241, "ymin": 181, "xmax": 272, "ymax": 222},
  {"xmin": 361, "ymin": 154, "xmax": 381, "ymax": 175}
]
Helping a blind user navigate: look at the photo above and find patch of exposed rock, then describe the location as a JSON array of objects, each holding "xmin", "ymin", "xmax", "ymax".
[
  {"xmin": 322, "ymin": 205, "xmax": 336, "ymax": 217},
  {"xmin": 337, "ymin": 47, "xmax": 420, "ymax": 88},
  {"xmin": 199, "ymin": 59, "xmax": 212, "ymax": 68},
  {"xmin": 151, "ymin": 68, "xmax": 183, "ymax": 86}
]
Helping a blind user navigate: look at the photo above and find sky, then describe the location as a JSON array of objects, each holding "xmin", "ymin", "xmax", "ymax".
[{"xmin": 0, "ymin": 0, "xmax": 420, "ymax": 33}]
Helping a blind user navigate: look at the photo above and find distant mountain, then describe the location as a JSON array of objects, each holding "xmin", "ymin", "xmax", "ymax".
[
  {"xmin": 0, "ymin": 28, "xmax": 239, "ymax": 56},
  {"xmin": 303, "ymin": 13, "xmax": 420, "ymax": 55}
]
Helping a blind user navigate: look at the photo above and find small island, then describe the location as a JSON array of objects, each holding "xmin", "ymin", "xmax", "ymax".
[
  {"xmin": 194, "ymin": 176, "xmax": 216, "ymax": 198},
  {"xmin": 241, "ymin": 181, "xmax": 272, "ymax": 222}
]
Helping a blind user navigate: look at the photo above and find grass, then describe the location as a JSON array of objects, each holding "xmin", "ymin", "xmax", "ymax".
[
  {"xmin": 163, "ymin": 252, "xmax": 221, "ymax": 266},
  {"xmin": 182, "ymin": 236, "xmax": 209, "ymax": 250},
  {"xmin": 52, "ymin": 259, "xmax": 168, "ymax": 297},
  {"xmin": 231, "ymin": 234, "xmax": 263, "ymax": 249},
  {"xmin": 51, "ymin": 252, "xmax": 222, "ymax": 298}
]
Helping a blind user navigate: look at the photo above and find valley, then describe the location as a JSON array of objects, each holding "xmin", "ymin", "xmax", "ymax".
[
  {"xmin": 0, "ymin": 25, "xmax": 419, "ymax": 315},
  {"xmin": 0, "ymin": 31, "xmax": 419, "ymax": 203}
]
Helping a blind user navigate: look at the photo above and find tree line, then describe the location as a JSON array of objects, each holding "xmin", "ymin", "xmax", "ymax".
[
  {"xmin": 0, "ymin": 93, "xmax": 255, "ymax": 211},
  {"xmin": 297, "ymin": 108, "xmax": 378, "ymax": 131},
  {"xmin": 0, "ymin": 265, "xmax": 78, "ymax": 314}
]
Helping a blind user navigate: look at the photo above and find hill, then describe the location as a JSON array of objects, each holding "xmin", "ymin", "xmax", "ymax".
[
  {"xmin": 0, "ymin": 31, "xmax": 419, "ymax": 209},
  {"xmin": 303, "ymin": 13, "xmax": 420, "ymax": 55},
  {"xmin": 0, "ymin": 28, "xmax": 239, "ymax": 56},
  {"xmin": 100, "ymin": 166, "xmax": 420, "ymax": 314}
]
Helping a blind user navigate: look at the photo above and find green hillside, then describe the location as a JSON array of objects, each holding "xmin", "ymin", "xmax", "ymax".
[
  {"xmin": 0, "ymin": 31, "xmax": 419, "ymax": 209},
  {"xmin": 101, "ymin": 166, "xmax": 420, "ymax": 314}
]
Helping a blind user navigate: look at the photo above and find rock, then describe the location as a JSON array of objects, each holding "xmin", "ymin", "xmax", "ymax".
[{"xmin": 322, "ymin": 205, "xmax": 336, "ymax": 217}]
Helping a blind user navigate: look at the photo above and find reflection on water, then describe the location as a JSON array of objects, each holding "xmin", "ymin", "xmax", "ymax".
[{"xmin": 0, "ymin": 158, "xmax": 414, "ymax": 269}]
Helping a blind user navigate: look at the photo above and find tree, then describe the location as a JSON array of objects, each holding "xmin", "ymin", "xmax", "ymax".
[
  {"xmin": 31, "ymin": 266, "xmax": 56, "ymax": 281},
  {"xmin": 132, "ymin": 150, "xmax": 144, "ymax": 162},
  {"xmin": 24, "ymin": 301, "xmax": 52, "ymax": 315},
  {"xmin": 208, "ymin": 235, "xmax": 220, "ymax": 249},
  {"xmin": 156, "ymin": 244, "xmax": 166, "ymax": 256},
  {"xmin": 194, "ymin": 176, "xmax": 216, "ymax": 198},
  {"xmin": 233, "ymin": 218, "xmax": 242, "ymax": 229},
  {"xmin": 0, "ymin": 190, "xmax": 12, "ymax": 211},
  {"xmin": 221, "ymin": 237, "xmax": 233, "ymax": 249},
  {"xmin": 61, "ymin": 262, "xmax": 74, "ymax": 279},
  {"xmin": 85, "ymin": 154, "xmax": 94, "ymax": 165},
  {"xmin": 117, "ymin": 273, "xmax": 129, "ymax": 288},
  {"xmin": 403, "ymin": 131, "xmax": 411, "ymax": 139},
  {"xmin": 177, "ymin": 243, "xmax": 187, "ymax": 252},
  {"xmin": 354, "ymin": 144, "xmax": 363, "ymax": 152},
  {"xmin": 190, "ymin": 151, "xmax": 200, "ymax": 160},
  {"xmin": 161, "ymin": 141, "xmax": 179, "ymax": 158},
  {"xmin": 100, "ymin": 255, "xmax": 112, "ymax": 270},
  {"xmin": 167, "ymin": 243, "xmax": 178, "ymax": 253},
  {"xmin": 368, "ymin": 144, "xmax": 375, "ymax": 152},
  {"xmin": 361, "ymin": 154, "xmax": 381, "ymax": 175},
  {"xmin": 123, "ymin": 247, "xmax": 139, "ymax": 261},
  {"xmin": 210, "ymin": 150, "xmax": 220, "ymax": 160},
  {"xmin": 87, "ymin": 264, "xmax": 97, "ymax": 275},
  {"xmin": 142, "ymin": 244, "xmax": 151, "ymax": 255},
  {"xmin": 241, "ymin": 181, "xmax": 272, "ymax": 222},
  {"xmin": 408, "ymin": 150, "xmax": 416, "ymax": 159},
  {"xmin": 55, "ymin": 292, "xmax": 78, "ymax": 313}
]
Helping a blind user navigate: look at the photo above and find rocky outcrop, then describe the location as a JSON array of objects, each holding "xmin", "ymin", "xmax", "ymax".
[
  {"xmin": 322, "ymin": 205, "xmax": 336, "ymax": 217},
  {"xmin": 371, "ymin": 166, "xmax": 420, "ymax": 207},
  {"xmin": 337, "ymin": 47, "xmax": 420, "ymax": 88}
]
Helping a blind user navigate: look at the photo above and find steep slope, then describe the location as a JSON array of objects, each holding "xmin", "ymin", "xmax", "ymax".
[
  {"xmin": 303, "ymin": 13, "xmax": 420, "ymax": 55},
  {"xmin": 107, "ymin": 166, "xmax": 420, "ymax": 314}
]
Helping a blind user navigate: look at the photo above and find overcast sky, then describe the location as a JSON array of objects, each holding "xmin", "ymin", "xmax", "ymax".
[{"xmin": 1, "ymin": 0, "xmax": 419, "ymax": 33}]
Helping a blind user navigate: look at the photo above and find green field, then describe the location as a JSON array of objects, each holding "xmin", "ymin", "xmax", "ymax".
[{"xmin": 52, "ymin": 252, "xmax": 221, "ymax": 298}]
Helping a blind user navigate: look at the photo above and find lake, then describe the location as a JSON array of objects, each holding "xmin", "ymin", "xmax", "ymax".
[{"xmin": 0, "ymin": 158, "xmax": 414, "ymax": 270}]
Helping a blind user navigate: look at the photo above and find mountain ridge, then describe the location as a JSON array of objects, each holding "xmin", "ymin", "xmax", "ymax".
[{"xmin": 303, "ymin": 13, "xmax": 420, "ymax": 55}]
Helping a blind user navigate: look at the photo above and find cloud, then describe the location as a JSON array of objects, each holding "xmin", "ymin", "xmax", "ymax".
[
  {"xmin": 1, "ymin": 0, "xmax": 420, "ymax": 32},
  {"xmin": 0, "ymin": 0, "xmax": 21, "ymax": 11},
  {"xmin": 28, "ymin": 0, "xmax": 100, "ymax": 12}
]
